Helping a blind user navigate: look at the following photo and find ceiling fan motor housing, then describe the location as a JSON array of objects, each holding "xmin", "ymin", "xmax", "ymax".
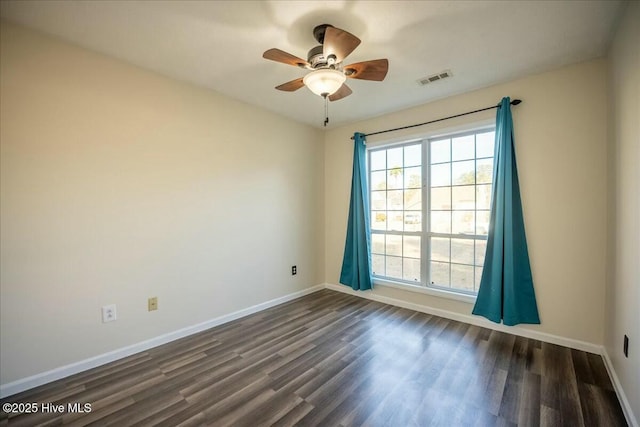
[
  {"xmin": 308, "ymin": 24, "xmax": 340, "ymax": 69},
  {"xmin": 308, "ymin": 45, "xmax": 331, "ymax": 69}
]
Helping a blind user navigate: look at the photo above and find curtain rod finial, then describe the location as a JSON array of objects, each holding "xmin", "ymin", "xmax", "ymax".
[{"xmin": 511, "ymin": 99, "xmax": 522, "ymax": 105}]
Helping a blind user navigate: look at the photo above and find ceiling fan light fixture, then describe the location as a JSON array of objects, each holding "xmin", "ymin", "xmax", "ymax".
[{"xmin": 303, "ymin": 69, "xmax": 346, "ymax": 97}]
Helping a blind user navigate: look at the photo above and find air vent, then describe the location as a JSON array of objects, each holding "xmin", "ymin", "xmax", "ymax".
[{"xmin": 418, "ymin": 70, "xmax": 453, "ymax": 86}]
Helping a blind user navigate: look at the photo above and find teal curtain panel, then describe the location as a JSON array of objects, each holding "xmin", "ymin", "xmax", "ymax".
[
  {"xmin": 472, "ymin": 97, "xmax": 540, "ymax": 325},
  {"xmin": 340, "ymin": 132, "xmax": 373, "ymax": 291}
]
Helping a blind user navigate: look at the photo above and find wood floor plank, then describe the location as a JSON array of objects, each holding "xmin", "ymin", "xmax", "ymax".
[
  {"xmin": 231, "ymin": 389, "xmax": 303, "ymax": 427},
  {"xmin": 269, "ymin": 400, "xmax": 315, "ymax": 427},
  {"xmin": 517, "ymin": 371, "xmax": 541, "ymax": 427},
  {"xmin": 0, "ymin": 289, "xmax": 628, "ymax": 427},
  {"xmin": 498, "ymin": 335, "xmax": 529, "ymax": 423},
  {"xmin": 540, "ymin": 404, "xmax": 562, "ymax": 427},
  {"xmin": 587, "ymin": 351, "xmax": 617, "ymax": 391},
  {"xmin": 298, "ymin": 351, "xmax": 385, "ymax": 426},
  {"xmin": 129, "ymin": 398, "xmax": 191, "ymax": 426},
  {"xmin": 545, "ymin": 343, "xmax": 587, "ymax": 427},
  {"xmin": 201, "ymin": 375, "xmax": 274, "ymax": 425},
  {"xmin": 97, "ymin": 391, "xmax": 185, "ymax": 426}
]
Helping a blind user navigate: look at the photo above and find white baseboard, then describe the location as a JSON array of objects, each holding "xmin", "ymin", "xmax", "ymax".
[
  {"xmin": 0, "ymin": 284, "xmax": 324, "ymax": 399},
  {"xmin": 324, "ymin": 283, "xmax": 602, "ymax": 354},
  {"xmin": 601, "ymin": 348, "xmax": 639, "ymax": 427}
]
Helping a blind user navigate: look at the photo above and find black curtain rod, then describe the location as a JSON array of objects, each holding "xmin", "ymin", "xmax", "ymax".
[{"xmin": 351, "ymin": 99, "xmax": 522, "ymax": 139}]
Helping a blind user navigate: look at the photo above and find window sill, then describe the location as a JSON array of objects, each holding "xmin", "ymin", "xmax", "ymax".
[{"xmin": 373, "ymin": 278, "xmax": 477, "ymax": 304}]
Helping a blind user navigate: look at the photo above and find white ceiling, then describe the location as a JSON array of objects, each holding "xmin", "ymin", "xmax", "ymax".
[{"xmin": 0, "ymin": 0, "xmax": 623, "ymax": 129}]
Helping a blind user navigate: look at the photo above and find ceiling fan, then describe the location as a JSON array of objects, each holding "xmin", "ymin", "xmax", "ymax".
[{"xmin": 263, "ymin": 24, "xmax": 389, "ymax": 125}]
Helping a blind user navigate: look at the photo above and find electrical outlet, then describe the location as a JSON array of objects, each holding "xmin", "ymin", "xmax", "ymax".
[
  {"xmin": 624, "ymin": 335, "xmax": 629, "ymax": 358},
  {"xmin": 148, "ymin": 297, "xmax": 158, "ymax": 311},
  {"xmin": 102, "ymin": 304, "xmax": 117, "ymax": 323},
  {"xmin": 292, "ymin": 265, "xmax": 297, "ymax": 275}
]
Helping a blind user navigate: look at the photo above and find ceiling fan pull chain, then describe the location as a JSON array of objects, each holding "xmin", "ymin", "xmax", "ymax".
[{"xmin": 324, "ymin": 95, "xmax": 329, "ymax": 127}]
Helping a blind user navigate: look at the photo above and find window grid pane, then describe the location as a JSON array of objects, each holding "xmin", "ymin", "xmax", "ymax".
[
  {"xmin": 369, "ymin": 142, "xmax": 423, "ymax": 283},
  {"xmin": 426, "ymin": 130, "xmax": 494, "ymax": 293},
  {"xmin": 370, "ymin": 129, "xmax": 494, "ymax": 295}
]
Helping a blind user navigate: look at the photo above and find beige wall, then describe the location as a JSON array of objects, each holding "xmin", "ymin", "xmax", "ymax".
[
  {"xmin": 0, "ymin": 21, "xmax": 324, "ymax": 384},
  {"xmin": 325, "ymin": 59, "xmax": 609, "ymax": 345},
  {"xmin": 606, "ymin": 1, "xmax": 640, "ymax": 421}
]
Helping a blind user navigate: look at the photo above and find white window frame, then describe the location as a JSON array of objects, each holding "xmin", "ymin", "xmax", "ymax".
[{"xmin": 367, "ymin": 121, "xmax": 495, "ymax": 304}]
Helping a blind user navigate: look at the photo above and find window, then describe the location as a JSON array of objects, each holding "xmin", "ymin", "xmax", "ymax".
[{"xmin": 369, "ymin": 127, "xmax": 495, "ymax": 296}]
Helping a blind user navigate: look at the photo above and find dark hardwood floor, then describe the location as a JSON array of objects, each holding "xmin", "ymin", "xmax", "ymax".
[{"xmin": 0, "ymin": 289, "xmax": 627, "ymax": 426}]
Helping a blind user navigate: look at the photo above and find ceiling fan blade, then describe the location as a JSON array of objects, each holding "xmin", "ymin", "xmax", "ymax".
[
  {"xmin": 328, "ymin": 83, "xmax": 352, "ymax": 102},
  {"xmin": 323, "ymin": 26, "xmax": 361, "ymax": 63},
  {"xmin": 344, "ymin": 59, "xmax": 389, "ymax": 81},
  {"xmin": 263, "ymin": 48, "xmax": 309, "ymax": 68},
  {"xmin": 275, "ymin": 78, "xmax": 305, "ymax": 92}
]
